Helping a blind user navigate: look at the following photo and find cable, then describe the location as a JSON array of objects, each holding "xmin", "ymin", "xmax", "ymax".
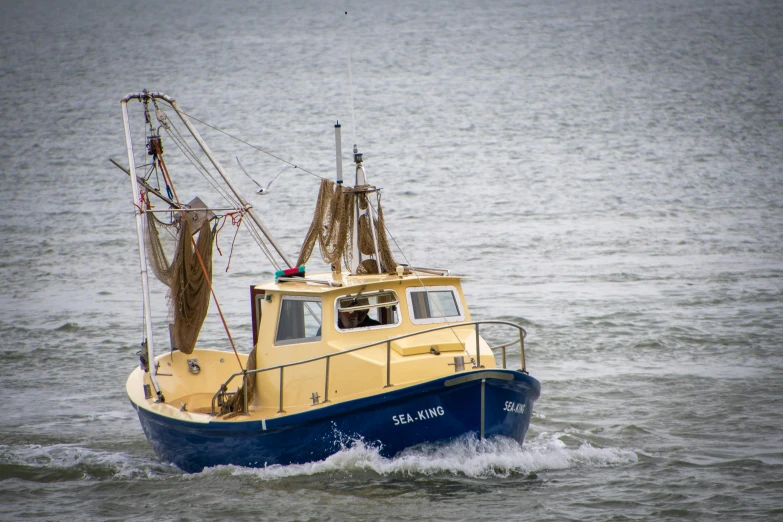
[
  {"xmin": 174, "ymin": 108, "xmax": 325, "ymax": 182},
  {"xmin": 162, "ymin": 118, "xmax": 240, "ymax": 208}
]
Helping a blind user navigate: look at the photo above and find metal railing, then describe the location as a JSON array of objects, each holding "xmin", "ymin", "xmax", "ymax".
[{"xmin": 211, "ymin": 320, "xmax": 527, "ymax": 416}]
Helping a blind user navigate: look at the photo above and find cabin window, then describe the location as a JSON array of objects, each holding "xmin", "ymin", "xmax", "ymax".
[
  {"xmin": 275, "ymin": 295, "xmax": 322, "ymax": 345},
  {"xmin": 335, "ymin": 290, "xmax": 400, "ymax": 331},
  {"xmin": 406, "ymin": 286, "xmax": 465, "ymax": 325}
]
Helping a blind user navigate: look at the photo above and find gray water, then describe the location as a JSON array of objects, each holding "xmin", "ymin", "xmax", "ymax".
[{"xmin": 1, "ymin": 0, "xmax": 782, "ymax": 520}]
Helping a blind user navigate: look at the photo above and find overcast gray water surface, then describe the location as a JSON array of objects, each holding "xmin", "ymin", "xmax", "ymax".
[{"xmin": 1, "ymin": 0, "xmax": 782, "ymax": 520}]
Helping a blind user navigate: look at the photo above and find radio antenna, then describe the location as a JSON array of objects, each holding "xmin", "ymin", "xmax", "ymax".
[{"xmin": 344, "ymin": 8, "xmax": 358, "ymax": 149}]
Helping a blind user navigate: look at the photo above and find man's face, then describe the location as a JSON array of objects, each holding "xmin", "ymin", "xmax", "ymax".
[{"xmin": 339, "ymin": 309, "xmax": 367, "ymax": 328}]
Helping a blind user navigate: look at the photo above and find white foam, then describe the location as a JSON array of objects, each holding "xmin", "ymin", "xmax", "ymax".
[{"xmin": 207, "ymin": 431, "xmax": 638, "ymax": 480}]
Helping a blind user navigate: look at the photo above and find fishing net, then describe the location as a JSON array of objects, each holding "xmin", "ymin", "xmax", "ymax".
[
  {"xmin": 145, "ymin": 212, "xmax": 177, "ymax": 286},
  {"xmin": 373, "ymin": 193, "xmax": 397, "ymax": 274},
  {"xmin": 296, "ymin": 179, "xmax": 397, "ymax": 274},
  {"xmin": 145, "ymin": 213, "xmax": 214, "ymax": 354},
  {"xmin": 357, "ymin": 213, "xmax": 374, "ymax": 255}
]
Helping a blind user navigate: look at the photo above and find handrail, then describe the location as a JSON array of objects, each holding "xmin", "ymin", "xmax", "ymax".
[
  {"xmin": 277, "ymin": 276, "xmax": 342, "ymax": 287},
  {"xmin": 488, "ymin": 338, "xmax": 521, "ymax": 370},
  {"xmin": 211, "ymin": 320, "xmax": 527, "ymax": 415},
  {"xmin": 408, "ymin": 267, "xmax": 450, "ymax": 276},
  {"xmin": 338, "ymin": 299, "xmax": 400, "ymax": 312}
]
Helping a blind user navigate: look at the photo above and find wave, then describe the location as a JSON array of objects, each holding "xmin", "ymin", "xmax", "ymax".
[
  {"xmin": 2, "ymin": 432, "xmax": 638, "ymax": 483},
  {"xmin": 0, "ymin": 443, "xmax": 177, "ymax": 481},
  {"xmin": 203, "ymin": 431, "xmax": 638, "ymax": 480},
  {"xmin": 54, "ymin": 322, "xmax": 84, "ymax": 332}
]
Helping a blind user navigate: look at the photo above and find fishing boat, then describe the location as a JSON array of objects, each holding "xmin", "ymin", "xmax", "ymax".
[{"xmin": 118, "ymin": 90, "xmax": 541, "ymax": 473}]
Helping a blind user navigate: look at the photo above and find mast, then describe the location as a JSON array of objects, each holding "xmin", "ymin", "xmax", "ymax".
[
  {"xmin": 351, "ymin": 145, "xmax": 383, "ymax": 274},
  {"xmin": 351, "ymin": 145, "xmax": 362, "ymax": 274},
  {"xmin": 121, "ymin": 95, "xmax": 164, "ymax": 402}
]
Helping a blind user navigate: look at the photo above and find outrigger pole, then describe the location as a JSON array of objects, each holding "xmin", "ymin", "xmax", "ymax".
[
  {"xmin": 121, "ymin": 93, "xmax": 163, "ymax": 401},
  {"xmin": 121, "ymin": 91, "xmax": 296, "ymax": 400}
]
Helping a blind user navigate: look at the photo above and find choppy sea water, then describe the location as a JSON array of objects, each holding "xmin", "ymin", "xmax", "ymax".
[{"xmin": 1, "ymin": 0, "xmax": 782, "ymax": 520}]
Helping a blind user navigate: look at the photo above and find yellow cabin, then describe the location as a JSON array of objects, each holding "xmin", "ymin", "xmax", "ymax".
[{"xmin": 248, "ymin": 271, "xmax": 495, "ymax": 414}]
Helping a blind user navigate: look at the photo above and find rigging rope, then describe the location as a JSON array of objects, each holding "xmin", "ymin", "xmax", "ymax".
[
  {"xmin": 163, "ymin": 120, "xmax": 239, "ymax": 208},
  {"xmin": 173, "ymin": 108, "xmax": 325, "ymax": 182},
  {"xmin": 154, "ymin": 110, "xmax": 281, "ymax": 269},
  {"xmin": 214, "ymin": 210, "xmax": 246, "ymax": 272}
]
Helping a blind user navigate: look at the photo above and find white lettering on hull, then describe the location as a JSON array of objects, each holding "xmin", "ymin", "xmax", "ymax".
[
  {"xmin": 392, "ymin": 405, "xmax": 445, "ymax": 426},
  {"xmin": 503, "ymin": 401, "xmax": 526, "ymax": 414}
]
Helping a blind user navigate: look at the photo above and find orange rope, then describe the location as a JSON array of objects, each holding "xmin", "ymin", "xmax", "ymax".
[
  {"xmin": 214, "ymin": 212, "xmax": 235, "ymax": 256},
  {"xmin": 189, "ymin": 233, "xmax": 245, "ymax": 372},
  {"xmin": 157, "ymin": 155, "xmax": 180, "ymax": 205},
  {"xmin": 214, "ymin": 211, "xmax": 245, "ymax": 266},
  {"xmin": 218, "ymin": 211, "xmax": 245, "ymax": 273},
  {"xmin": 149, "ymin": 138, "xmax": 179, "ymax": 204}
]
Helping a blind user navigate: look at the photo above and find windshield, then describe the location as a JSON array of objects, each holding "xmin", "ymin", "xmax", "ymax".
[{"xmin": 336, "ymin": 290, "xmax": 400, "ymax": 331}]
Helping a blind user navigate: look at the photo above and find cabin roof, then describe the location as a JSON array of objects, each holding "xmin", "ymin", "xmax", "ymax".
[{"xmin": 252, "ymin": 271, "xmax": 463, "ymax": 294}]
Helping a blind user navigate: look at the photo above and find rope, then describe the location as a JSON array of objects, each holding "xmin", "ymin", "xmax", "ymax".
[
  {"xmin": 188, "ymin": 228, "xmax": 245, "ymax": 372},
  {"xmin": 153, "ymin": 145, "xmax": 180, "ymax": 205},
  {"xmin": 214, "ymin": 210, "xmax": 246, "ymax": 272},
  {"xmin": 163, "ymin": 120, "xmax": 240, "ymax": 208},
  {"xmin": 174, "ymin": 108, "xmax": 325, "ymax": 182},
  {"xmin": 155, "ymin": 108, "xmax": 287, "ymax": 270}
]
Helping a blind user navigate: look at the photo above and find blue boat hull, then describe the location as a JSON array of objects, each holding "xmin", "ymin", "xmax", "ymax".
[{"xmin": 133, "ymin": 369, "xmax": 541, "ymax": 473}]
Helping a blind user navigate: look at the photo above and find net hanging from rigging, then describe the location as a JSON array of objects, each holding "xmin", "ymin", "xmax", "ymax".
[
  {"xmin": 145, "ymin": 213, "xmax": 215, "ymax": 355},
  {"xmin": 296, "ymin": 178, "xmax": 397, "ymax": 274}
]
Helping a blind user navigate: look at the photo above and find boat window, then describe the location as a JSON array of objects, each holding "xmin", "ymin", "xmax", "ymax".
[
  {"xmin": 275, "ymin": 295, "xmax": 322, "ymax": 345},
  {"xmin": 406, "ymin": 286, "xmax": 465, "ymax": 325},
  {"xmin": 335, "ymin": 290, "xmax": 400, "ymax": 331}
]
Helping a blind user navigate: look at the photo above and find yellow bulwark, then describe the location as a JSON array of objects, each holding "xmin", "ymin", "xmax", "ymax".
[{"xmin": 127, "ymin": 270, "xmax": 497, "ymax": 423}]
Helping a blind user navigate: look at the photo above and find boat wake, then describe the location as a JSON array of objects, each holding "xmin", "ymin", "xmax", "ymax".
[
  {"xmin": 0, "ymin": 443, "xmax": 177, "ymax": 481},
  {"xmin": 204, "ymin": 431, "xmax": 638, "ymax": 480},
  {"xmin": 1, "ymin": 431, "xmax": 637, "ymax": 483}
]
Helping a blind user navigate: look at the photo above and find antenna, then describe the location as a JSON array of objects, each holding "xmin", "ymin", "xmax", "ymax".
[
  {"xmin": 344, "ymin": 9, "xmax": 358, "ymax": 148},
  {"xmin": 335, "ymin": 121, "xmax": 343, "ymax": 184}
]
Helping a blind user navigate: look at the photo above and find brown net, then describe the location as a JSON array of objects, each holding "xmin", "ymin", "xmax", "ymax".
[
  {"xmin": 374, "ymin": 193, "xmax": 398, "ymax": 274},
  {"xmin": 145, "ymin": 212, "xmax": 177, "ymax": 287},
  {"xmin": 144, "ymin": 212, "xmax": 214, "ymax": 354},
  {"xmin": 357, "ymin": 213, "xmax": 374, "ymax": 256},
  {"xmin": 296, "ymin": 179, "xmax": 354, "ymax": 273},
  {"xmin": 356, "ymin": 258, "xmax": 379, "ymax": 274},
  {"xmin": 296, "ymin": 180, "xmax": 397, "ymax": 274}
]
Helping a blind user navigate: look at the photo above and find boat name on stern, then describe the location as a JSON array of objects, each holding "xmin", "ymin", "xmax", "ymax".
[
  {"xmin": 503, "ymin": 401, "xmax": 526, "ymax": 414},
  {"xmin": 392, "ymin": 406, "xmax": 445, "ymax": 426}
]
